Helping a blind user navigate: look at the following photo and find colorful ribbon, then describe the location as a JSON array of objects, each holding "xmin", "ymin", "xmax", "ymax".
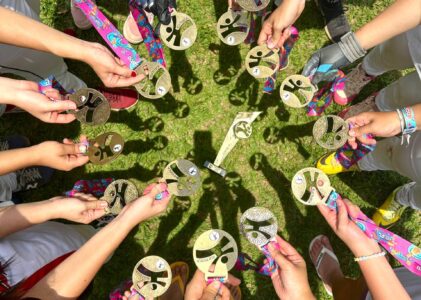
[
  {"xmin": 307, "ymin": 69, "xmax": 346, "ymax": 116},
  {"xmin": 335, "ymin": 138, "xmax": 375, "ymax": 169},
  {"xmin": 65, "ymin": 178, "xmax": 114, "ymax": 198},
  {"xmin": 235, "ymin": 242, "xmax": 279, "ymax": 277},
  {"xmin": 38, "ymin": 76, "xmax": 69, "ymax": 95},
  {"xmin": 129, "ymin": 0, "xmax": 167, "ymax": 67},
  {"xmin": 73, "ymin": 0, "xmax": 143, "ymax": 70},
  {"xmin": 326, "ymin": 191, "xmax": 421, "ymax": 276}
]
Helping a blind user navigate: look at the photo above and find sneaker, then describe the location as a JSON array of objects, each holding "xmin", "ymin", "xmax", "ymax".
[
  {"xmin": 15, "ymin": 166, "xmax": 54, "ymax": 192},
  {"xmin": 97, "ymin": 87, "xmax": 139, "ymax": 111},
  {"xmin": 337, "ymin": 64, "xmax": 376, "ymax": 105},
  {"xmin": 338, "ymin": 93, "xmax": 378, "ymax": 119},
  {"xmin": 0, "ymin": 135, "xmax": 30, "ymax": 151},
  {"xmin": 316, "ymin": 152, "xmax": 358, "ymax": 175},
  {"xmin": 314, "ymin": 0, "xmax": 351, "ymax": 42},
  {"xmin": 372, "ymin": 187, "xmax": 407, "ymax": 227},
  {"xmin": 71, "ymin": 0, "xmax": 93, "ymax": 30}
]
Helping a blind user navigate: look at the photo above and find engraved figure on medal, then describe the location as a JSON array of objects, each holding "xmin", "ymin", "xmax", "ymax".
[
  {"xmin": 313, "ymin": 115, "xmax": 349, "ymax": 149},
  {"xmin": 237, "ymin": 0, "xmax": 270, "ymax": 12},
  {"xmin": 132, "ymin": 256, "xmax": 172, "ymax": 298},
  {"xmin": 280, "ymin": 75, "xmax": 317, "ymax": 108},
  {"xmin": 291, "ymin": 167, "xmax": 333, "ymax": 206},
  {"xmin": 245, "ymin": 45, "xmax": 280, "ymax": 79},
  {"xmin": 193, "ymin": 229, "xmax": 238, "ymax": 282},
  {"xmin": 134, "ymin": 62, "xmax": 172, "ymax": 99},
  {"xmin": 217, "ymin": 9, "xmax": 249, "ymax": 46},
  {"xmin": 68, "ymin": 88, "xmax": 111, "ymax": 125},
  {"xmin": 240, "ymin": 207, "xmax": 278, "ymax": 248},
  {"xmin": 88, "ymin": 132, "xmax": 125, "ymax": 165},
  {"xmin": 160, "ymin": 10, "xmax": 197, "ymax": 50},
  {"xmin": 162, "ymin": 159, "xmax": 201, "ymax": 197},
  {"xmin": 102, "ymin": 179, "xmax": 139, "ymax": 215}
]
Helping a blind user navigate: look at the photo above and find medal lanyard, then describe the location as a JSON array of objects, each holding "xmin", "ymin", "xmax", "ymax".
[
  {"xmin": 326, "ymin": 190, "xmax": 421, "ymax": 276},
  {"xmin": 129, "ymin": 0, "xmax": 167, "ymax": 67},
  {"xmin": 235, "ymin": 242, "xmax": 279, "ymax": 277},
  {"xmin": 73, "ymin": 0, "xmax": 143, "ymax": 70}
]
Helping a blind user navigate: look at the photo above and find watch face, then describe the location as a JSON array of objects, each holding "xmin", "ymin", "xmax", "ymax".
[
  {"xmin": 88, "ymin": 132, "xmax": 125, "ymax": 165},
  {"xmin": 240, "ymin": 207, "xmax": 278, "ymax": 248},
  {"xmin": 160, "ymin": 10, "xmax": 197, "ymax": 50},
  {"xmin": 134, "ymin": 62, "xmax": 172, "ymax": 99},
  {"xmin": 132, "ymin": 256, "xmax": 172, "ymax": 298},
  {"xmin": 102, "ymin": 179, "xmax": 139, "ymax": 215},
  {"xmin": 237, "ymin": 0, "xmax": 270, "ymax": 11},
  {"xmin": 313, "ymin": 115, "xmax": 349, "ymax": 149},
  {"xmin": 69, "ymin": 88, "xmax": 110, "ymax": 125},
  {"xmin": 217, "ymin": 9, "xmax": 249, "ymax": 46},
  {"xmin": 193, "ymin": 229, "xmax": 238, "ymax": 282},
  {"xmin": 280, "ymin": 75, "xmax": 317, "ymax": 108},
  {"xmin": 245, "ymin": 45, "xmax": 279, "ymax": 79},
  {"xmin": 162, "ymin": 159, "xmax": 201, "ymax": 197},
  {"xmin": 291, "ymin": 167, "xmax": 333, "ymax": 206}
]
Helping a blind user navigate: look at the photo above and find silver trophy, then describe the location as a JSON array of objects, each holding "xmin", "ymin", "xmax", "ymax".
[{"xmin": 204, "ymin": 111, "xmax": 261, "ymax": 177}]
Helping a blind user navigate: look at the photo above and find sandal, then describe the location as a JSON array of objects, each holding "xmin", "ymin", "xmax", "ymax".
[
  {"xmin": 309, "ymin": 235, "xmax": 339, "ymax": 297},
  {"xmin": 158, "ymin": 261, "xmax": 189, "ymax": 300}
]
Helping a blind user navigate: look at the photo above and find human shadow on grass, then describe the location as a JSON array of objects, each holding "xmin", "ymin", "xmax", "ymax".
[
  {"xmin": 145, "ymin": 130, "xmax": 261, "ymax": 298},
  {"xmin": 109, "ymin": 110, "xmax": 165, "ymax": 132},
  {"xmin": 142, "ymin": 93, "xmax": 190, "ymax": 119},
  {"xmin": 169, "ymin": 49, "xmax": 203, "ymax": 95},
  {"xmin": 263, "ymin": 120, "xmax": 315, "ymax": 159}
]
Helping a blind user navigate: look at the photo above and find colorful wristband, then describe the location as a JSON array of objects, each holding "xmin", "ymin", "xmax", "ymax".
[
  {"xmin": 398, "ymin": 107, "xmax": 416, "ymax": 144},
  {"xmin": 354, "ymin": 251, "xmax": 386, "ymax": 262}
]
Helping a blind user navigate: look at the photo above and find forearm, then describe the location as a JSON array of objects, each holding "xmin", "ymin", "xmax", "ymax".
[
  {"xmin": 0, "ymin": 200, "xmax": 55, "ymax": 237},
  {"xmin": 355, "ymin": 0, "xmax": 421, "ymax": 50},
  {"xmin": 0, "ymin": 7, "xmax": 90, "ymax": 62},
  {"xmin": 0, "ymin": 146, "xmax": 39, "ymax": 175},
  {"xmin": 25, "ymin": 209, "xmax": 135, "ymax": 299}
]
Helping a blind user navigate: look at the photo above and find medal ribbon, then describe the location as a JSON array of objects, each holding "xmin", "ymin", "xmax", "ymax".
[
  {"xmin": 129, "ymin": 0, "xmax": 167, "ymax": 67},
  {"xmin": 335, "ymin": 137, "xmax": 375, "ymax": 169},
  {"xmin": 73, "ymin": 0, "xmax": 142, "ymax": 70},
  {"xmin": 235, "ymin": 242, "xmax": 279, "ymax": 277},
  {"xmin": 326, "ymin": 190, "xmax": 421, "ymax": 276}
]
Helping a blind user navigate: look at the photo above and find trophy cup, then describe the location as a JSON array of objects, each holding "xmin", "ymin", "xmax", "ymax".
[{"xmin": 204, "ymin": 111, "xmax": 261, "ymax": 177}]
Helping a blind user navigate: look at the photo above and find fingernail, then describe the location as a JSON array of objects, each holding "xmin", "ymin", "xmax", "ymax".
[
  {"xmin": 159, "ymin": 182, "xmax": 168, "ymax": 190},
  {"xmin": 211, "ymin": 281, "xmax": 220, "ymax": 288},
  {"xmin": 131, "ymin": 71, "xmax": 137, "ymax": 77},
  {"xmin": 268, "ymin": 242, "xmax": 275, "ymax": 251},
  {"xmin": 349, "ymin": 130, "xmax": 355, "ymax": 136},
  {"xmin": 100, "ymin": 201, "xmax": 108, "ymax": 208},
  {"xmin": 267, "ymin": 40, "xmax": 275, "ymax": 49},
  {"xmin": 69, "ymin": 102, "xmax": 77, "ymax": 109},
  {"xmin": 78, "ymin": 144, "xmax": 88, "ymax": 154}
]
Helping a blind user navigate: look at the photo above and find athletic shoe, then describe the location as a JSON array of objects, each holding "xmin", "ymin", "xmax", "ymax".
[
  {"xmin": 314, "ymin": 0, "xmax": 351, "ymax": 42},
  {"xmin": 338, "ymin": 93, "xmax": 378, "ymax": 120},
  {"xmin": 316, "ymin": 152, "xmax": 358, "ymax": 175},
  {"xmin": 71, "ymin": 0, "xmax": 93, "ymax": 30},
  {"xmin": 0, "ymin": 135, "xmax": 30, "ymax": 151},
  {"xmin": 338, "ymin": 64, "xmax": 376, "ymax": 105},
  {"xmin": 97, "ymin": 87, "xmax": 139, "ymax": 111},
  {"xmin": 15, "ymin": 166, "xmax": 54, "ymax": 192},
  {"xmin": 372, "ymin": 187, "xmax": 407, "ymax": 227}
]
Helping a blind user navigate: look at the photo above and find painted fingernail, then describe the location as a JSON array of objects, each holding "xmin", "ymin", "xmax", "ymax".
[
  {"xmin": 79, "ymin": 144, "xmax": 88, "ymax": 154},
  {"xmin": 131, "ymin": 71, "xmax": 137, "ymax": 77},
  {"xmin": 100, "ymin": 201, "xmax": 108, "ymax": 208}
]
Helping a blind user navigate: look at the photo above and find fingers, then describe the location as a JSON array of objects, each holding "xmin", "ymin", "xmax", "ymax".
[
  {"xmin": 66, "ymin": 155, "xmax": 90, "ymax": 169},
  {"xmin": 317, "ymin": 204, "xmax": 336, "ymax": 229},
  {"xmin": 113, "ymin": 73, "xmax": 146, "ymax": 88},
  {"xmin": 44, "ymin": 89, "xmax": 61, "ymax": 100},
  {"xmin": 336, "ymin": 198, "xmax": 349, "ymax": 229},
  {"xmin": 268, "ymin": 242, "xmax": 290, "ymax": 271},
  {"xmin": 46, "ymin": 99, "xmax": 78, "ymax": 111},
  {"xmin": 113, "ymin": 64, "xmax": 135, "ymax": 79},
  {"xmin": 200, "ymin": 282, "xmax": 230, "ymax": 300},
  {"xmin": 342, "ymin": 198, "xmax": 362, "ymax": 219},
  {"xmin": 61, "ymin": 143, "xmax": 86, "ymax": 156},
  {"xmin": 257, "ymin": 23, "xmax": 273, "ymax": 45},
  {"xmin": 274, "ymin": 235, "xmax": 301, "ymax": 256},
  {"xmin": 226, "ymin": 273, "xmax": 241, "ymax": 286},
  {"xmin": 143, "ymin": 182, "xmax": 168, "ymax": 200},
  {"xmin": 49, "ymin": 111, "xmax": 77, "ymax": 124},
  {"xmin": 84, "ymin": 199, "xmax": 109, "ymax": 210},
  {"xmin": 268, "ymin": 24, "xmax": 284, "ymax": 49}
]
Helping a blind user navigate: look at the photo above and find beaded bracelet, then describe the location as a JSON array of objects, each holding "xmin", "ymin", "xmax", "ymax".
[
  {"xmin": 397, "ymin": 107, "xmax": 417, "ymax": 145},
  {"xmin": 354, "ymin": 250, "xmax": 386, "ymax": 262}
]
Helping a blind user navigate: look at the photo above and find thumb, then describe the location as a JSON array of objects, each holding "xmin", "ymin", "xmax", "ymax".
[
  {"xmin": 46, "ymin": 99, "xmax": 77, "ymax": 111},
  {"xmin": 336, "ymin": 198, "xmax": 349, "ymax": 229},
  {"xmin": 85, "ymin": 199, "xmax": 109, "ymax": 210},
  {"xmin": 61, "ymin": 143, "xmax": 84, "ymax": 156},
  {"xmin": 113, "ymin": 64, "xmax": 135, "ymax": 78},
  {"xmin": 268, "ymin": 242, "xmax": 290, "ymax": 269},
  {"xmin": 201, "ymin": 282, "xmax": 231, "ymax": 300},
  {"xmin": 349, "ymin": 123, "xmax": 375, "ymax": 138},
  {"xmin": 268, "ymin": 25, "xmax": 283, "ymax": 49}
]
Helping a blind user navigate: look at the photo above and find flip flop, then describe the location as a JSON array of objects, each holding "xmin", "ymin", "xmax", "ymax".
[
  {"xmin": 309, "ymin": 235, "xmax": 339, "ymax": 297},
  {"xmin": 158, "ymin": 261, "xmax": 189, "ymax": 300}
]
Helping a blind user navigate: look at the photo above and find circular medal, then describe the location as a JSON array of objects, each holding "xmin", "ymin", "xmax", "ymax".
[
  {"xmin": 245, "ymin": 45, "xmax": 279, "ymax": 79},
  {"xmin": 193, "ymin": 229, "xmax": 238, "ymax": 282},
  {"xmin": 217, "ymin": 9, "xmax": 249, "ymax": 46},
  {"xmin": 313, "ymin": 115, "xmax": 349, "ymax": 149},
  {"xmin": 69, "ymin": 88, "xmax": 110, "ymax": 125},
  {"xmin": 240, "ymin": 207, "xmax": 278, "ymax": 248},
  {"xmin": 88, "ymin": 132, "xmax": 125, "ymax": 165},
  {"xmin": 160, "ymin": 10, "xmax": 197, "ymax": 50},
  {"xmin": 134, "ymin": 62, "xmax": 172, "ymax": 99},
  {"xmin": 233, "ymin": 121, "xmax": 252, "ymax": 139},
  {"xmin": 132, "ymin": 256, "xmax": 172, "ymax": 298},
  {"xmin": 237, "ymin": 0, "xmax": 270, "ymax": 11},
  {"xmin": 162, "ymin": 159, "xmax": 201, "ymax": 197},
  {"xmin": 291, "ymin": 167, "xmax": 333, "ymax": 206},
  {"xmin": 280, "ymin": 75, "xmax": 317, "ymax": 108},
  {"xmin": 102, "ymin": 179, "xmax": 139, "ymax": 215}
]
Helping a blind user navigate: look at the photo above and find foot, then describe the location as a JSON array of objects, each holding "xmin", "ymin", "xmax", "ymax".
[
  {"xmin": 71, "ymin": 0, "xmax": 93, "ymax": 30},
  {"xmin": 14, "ymin": 166, "xmax": 54, "ymax": 192},
  {"xmin": 160, "ymin": 262, "xmax": 189, "ymax": 300},
  {"xmin": 372, "ymin": 186, "xmax": 408, "ymax": 227},
  {"xmin": 123, "ymin": 13, "xmax": 143, "ymax": 44},
  {"xmin": 0, "ymin": 135, "xmax": 30, "ymax": 151},
  {"xmin": 97, "ymin": 87, "xmax": 139, "ymax": 111},
  {"xmin": 338, "ymin": 64, "xmax": 376, "ymax": 105},
  {"xmin": 338, "ymin": 93, "xmax": 378, "ymax": 119},
  {"xmin": 316, "ymin": 152, "xmax": 358, "ymax": 175},
  {"xmin": 309, "ymin": 235, "xmax": 344, "ymax": 295},
  {"xmin": 314, "ymin": 0, "xmax": 350, "ymax": 42}
]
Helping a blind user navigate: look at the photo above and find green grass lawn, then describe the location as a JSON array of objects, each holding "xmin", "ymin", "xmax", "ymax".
[{"xmin": 2, "ymin": 0, "xmax": 420, "ymax": 299}]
